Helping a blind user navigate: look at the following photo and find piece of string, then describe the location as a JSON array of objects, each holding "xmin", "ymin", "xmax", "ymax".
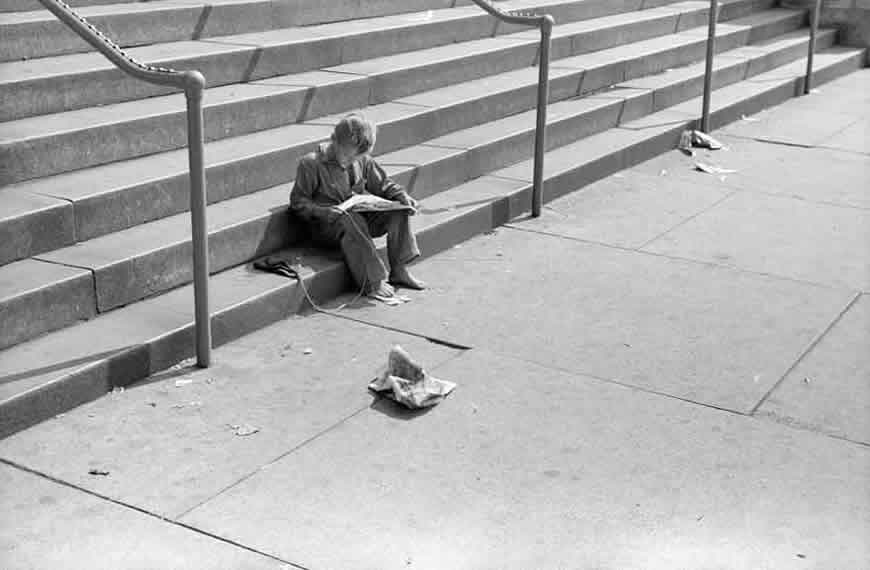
[{"xmin": 293, "ymin": 208, "xmax": 408, "ymax": 314}]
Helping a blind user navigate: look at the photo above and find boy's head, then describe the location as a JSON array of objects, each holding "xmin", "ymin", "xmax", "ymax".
[{"xmin": 331, "ymin": 114, "xmax": 376, "ymax": 167}]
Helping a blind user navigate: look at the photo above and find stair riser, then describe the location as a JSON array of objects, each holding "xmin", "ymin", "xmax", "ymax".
[
  {"xmin": 0, "ymin": 272, "xmax": 96, "ymax": 351},
  {"xmin": 719, "ymin": 0, "xmax": 778, "ymax": 21},
  {"xmin": 1, "ymin": 0, "xmax": 689, "ymax": 122},
  {"xmin": 0, "ymin": 201, "xmax": 74, "ymax": 267},
  {"xmin": 0, "ymin": 3, "xmax": 274, "ymax": 63},
  {"xmin": 386, "ymin": 151, "xmax": 472, "ymax": 201},
  {"xmin": 2, "ymin": 0, "xmax": 141, "ymax": 12}
]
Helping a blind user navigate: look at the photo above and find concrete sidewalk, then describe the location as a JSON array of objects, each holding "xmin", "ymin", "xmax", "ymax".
[{"xmin": 1, "ymin": 71, "xmax": 867, "ymax": 570}]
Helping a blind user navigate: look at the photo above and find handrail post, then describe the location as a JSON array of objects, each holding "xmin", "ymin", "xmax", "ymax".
[
  {"xmin": 183, "ymin": 71, "xmax": 212, "ymax": 368},
  {"xmin": 804, "ymin": 0, "xmax": 822, "ymax": 94},
  {"xmin": 531, "ymin": 15, "xmax": 554, "ymax": 218},
  {"xmin": 700, "ymin": 0, "xmax": 719, "ymax": 133},
  {"xmin": 37, "ymin": 0, "xmax": 213, "ymax": 368}
]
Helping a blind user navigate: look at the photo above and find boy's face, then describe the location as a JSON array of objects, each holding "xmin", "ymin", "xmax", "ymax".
[{"xmin": 333, "ymin": 142, "xmax": 367, "ymax": 168}]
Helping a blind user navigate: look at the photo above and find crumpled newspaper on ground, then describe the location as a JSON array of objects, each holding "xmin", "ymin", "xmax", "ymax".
[{"xmin": 368, "ymin": 345, "xmax": 456, "ymax": 409}]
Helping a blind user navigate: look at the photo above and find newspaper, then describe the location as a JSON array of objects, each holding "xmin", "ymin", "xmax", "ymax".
[{"xmin": 337, "ymin": 194, "xmax": 415, "ymax": 213}]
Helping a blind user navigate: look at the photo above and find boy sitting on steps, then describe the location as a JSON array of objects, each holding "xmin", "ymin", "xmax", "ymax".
[{"xmin": 290, "ymin": 113, "xmax": 426, "ymax": 300}]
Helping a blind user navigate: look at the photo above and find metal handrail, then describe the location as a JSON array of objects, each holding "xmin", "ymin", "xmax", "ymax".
[
  {"xmin": 700, "ymin": 0, "xmax": 824, "ymax": 132},
  {"xmin": 700, "ymin": 0, "xmax": 719, "ymax": 133},
  {"xmin": 469, "ymin": 0, "xmax": 554, "ymax": 217},
  {"xmin": 37, "ymin": 0, "xmax": 212, "ymax": 368},
  {"xmin": 804, "ymin": 0, "xmax": 823, "ymax": 94}
]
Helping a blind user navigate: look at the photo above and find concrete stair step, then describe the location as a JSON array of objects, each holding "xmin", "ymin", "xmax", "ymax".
[
  {"xmin": 0, "ymin": 45, "xmax": 863, "ymax": 439},
  {"xmin": 0, "ymin": 1, "xmax": 732, "ymax": 183},
  {"xmin": 0, "ymin": 0, "xmax": 694, "ymax": 122},
  {"xmin": 0, "ymin": 27, "xmax": 838, "ymax": 351},
  {"xmin": 0, "ymin": 5, "xmax": 799, "ymax": 264},
  {"xmin": 0, "ymin": 0, "xmax": 491, "ymax": 62}
]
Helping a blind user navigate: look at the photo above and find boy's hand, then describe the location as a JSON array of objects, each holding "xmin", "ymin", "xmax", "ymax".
[
  {"xmin": 323, "ymin": 206, "xmax": 345, "ymax": 222},
  {"xmin": 396, "ymin": 194, "xmax": 418, "ymax": 214}
]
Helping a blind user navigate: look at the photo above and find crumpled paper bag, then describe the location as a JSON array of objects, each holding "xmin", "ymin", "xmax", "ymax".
[{"xmin": 368, "ymin": 345, "xmax": 456, "ymax": 409}]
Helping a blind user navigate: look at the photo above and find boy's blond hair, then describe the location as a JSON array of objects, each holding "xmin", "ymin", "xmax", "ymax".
[{"xmin": 332, "ymin": 113, "xmax": 377, "ymax": 154}]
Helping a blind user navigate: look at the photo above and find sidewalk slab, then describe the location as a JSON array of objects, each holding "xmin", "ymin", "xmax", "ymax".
[
  {"xmin": 756, "ymin": 294, "xmax": 870, "ymax": 444},
  {"xmin": 0, "ymin": 464, "xmax": 286, "ymax": 570},
  {"xmin": 506, "ymin": 169, "xmax": 734, "ymax": 249},
  {"xmin": 324, "ymin": 229, "xmax": 854, "ymax": 413},
  {"xmin": 718, "ymin": 69, "xmax": 870, "ymax": 146},
  {"xmin": 628, "ymin": 135, "xmax": 870, "ymax": 209},
  {"xmin": 720, "ymin": 107, "xmax": 861, "ymax": 146},
  {"xmin": 641, "ymin": 191, "xmax": 870, "ymax": 291},
  {"xmin": 0, "ymin": 314, "xmax": 461, "ymax": 518},
  {"xmin": 180, "ymin": 349, "xmax": 870, "ymax": 570},
  {"xmin": 820, "ymin": 117, "xmax": 870, "ymax": 156}
]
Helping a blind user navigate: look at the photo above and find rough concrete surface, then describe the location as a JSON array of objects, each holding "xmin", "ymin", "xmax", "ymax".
[
  {"xmin": 0, "ymin": 314, "xmax": 461, "ymax": 518},
  {"xmin": 757, "ymin": 293, "xmax": 870, "ymax": 444},
  {"xmin": 180, "ymin": 349, "xmax": 869, "ymax": 570},
  {"xmin": 1, "ymin": 67, "xmax": 868, "ymax": 570},
  {"xmin": 325, "ymin": 228, "xmax": 853, "ymax": 413},
  {"xmin": 0, "ymin": 464, "xmax": 287, "ymax": 570}
]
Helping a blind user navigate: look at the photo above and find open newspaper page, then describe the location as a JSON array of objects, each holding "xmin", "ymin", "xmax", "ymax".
[{"xmin": 337, "ymin": 193, "xmax": 415, "ymax": 213}]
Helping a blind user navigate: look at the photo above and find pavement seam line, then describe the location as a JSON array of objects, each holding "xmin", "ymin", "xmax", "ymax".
[
  {"xmin": 721, "ymin": 131, "xmax": 815, "ymax": 149},
  {"xmin": 634, "ymin": 188, "xmax": 741, "ymax": 251},
  {"xmin": 502, "ymin": 225, "xmax": 857, "ymax": 293},
  {"xmin": 479, "ymin": 346, "xmax": 751, "ymax": 417},
  {"xmin": 175, "ymin": 405, "xmax": 371, "ymax": 520},
  {"xmin": 481, "ymin": 346, "xmax": 870, "ymax": 445},
  {"xmin": 751, "ymin": 410, "xmax": 870, "ymax": 448},
  {"xmin": 0, "ymin": 457, "xmax": 311, "ymax": 570},
  {"xmin": 316, "ymin": 309, "xmax": 474, "ymax": 349},
  {"xmin": 748, "ymin": 290, "xmax": 864, "ymax": 416}
]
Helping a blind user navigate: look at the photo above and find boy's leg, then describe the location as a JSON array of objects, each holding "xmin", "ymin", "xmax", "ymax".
[
  {"xmin": 366, "ymin": 211, "xmax": 424, "ymax": 289},
  {"xmin": 311, "ymin": 212, "xmax": 389, "ymax": 291}
]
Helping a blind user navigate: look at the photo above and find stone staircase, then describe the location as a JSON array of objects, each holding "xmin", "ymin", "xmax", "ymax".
[{"xmin": 0, "ymin": 0, "xmax": 865, "ymax": 437}]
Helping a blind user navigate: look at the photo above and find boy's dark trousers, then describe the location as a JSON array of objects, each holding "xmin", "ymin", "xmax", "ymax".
[{"xmin": 310, "ymin": 210, "xmax": 420, "ymax": 291}]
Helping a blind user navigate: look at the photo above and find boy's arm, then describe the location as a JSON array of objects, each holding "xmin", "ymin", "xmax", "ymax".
[
  {"xmin": 364, "ymin": 157, "xmax": 410, "ymax": 202},
  {"xmin": 290, "ymin": 158, "xmax": 340, "ymax": 222}
]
